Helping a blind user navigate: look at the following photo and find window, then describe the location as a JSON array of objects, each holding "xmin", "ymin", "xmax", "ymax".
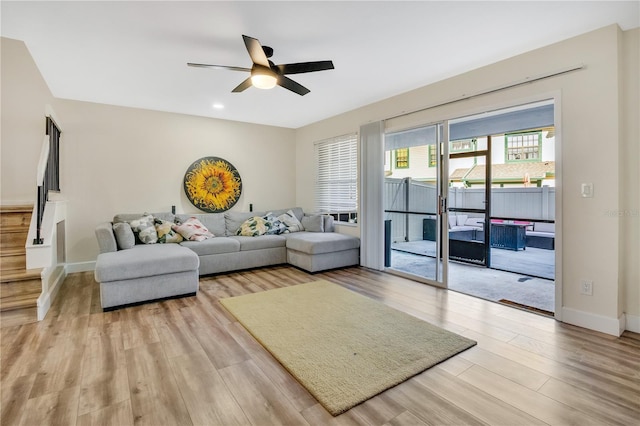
[
  {"xmin": 315, "ymin": 133, "xmax": 358, "ymax": 222},
  {"xmin": 428, "ymin": 145, "xmax": 437, "ymax": 168},
  {"xmin": 428, "ymin": 139, "xmax": 476, "ymax": 167},
  {"xmin": 505, "ymin": 131, "xmax": 541, "ymax": 162},
  {"xmin": 395, "ymin": 148, "xmax": 409, "ymax": 168},
  {"xmin": 451, "ymin": 138, "xmax": 476, "ymax": 153}
]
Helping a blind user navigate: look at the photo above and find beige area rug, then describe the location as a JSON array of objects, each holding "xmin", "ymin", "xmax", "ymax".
[{"xmin": 220, "ymin": 280, "xmax": 476, "ymax": 415}]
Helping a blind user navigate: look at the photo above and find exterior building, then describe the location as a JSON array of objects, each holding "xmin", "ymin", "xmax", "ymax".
[{"xmin": 385, "ymin": 129, "xmax": 556, "ymax": 187}]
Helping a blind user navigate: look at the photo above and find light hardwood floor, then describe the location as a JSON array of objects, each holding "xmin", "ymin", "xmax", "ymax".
[{"xmin": 1, "ymin": 265, "xmax": 639, "ymax": 425}]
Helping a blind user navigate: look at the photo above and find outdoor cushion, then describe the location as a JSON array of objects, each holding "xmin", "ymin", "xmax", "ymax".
[
  {"xmin": 464, "ymin": 218, "xmax": 485, "ymax": 228},
  {"xmin": 534, "ymin": 222, "xmax": 555, "ymax": 233},
  {"xmin": 526, "ymin": 231, "xmax": 554, "ymax": 238},
  {"xmin": 180, "ymin": 237, "xmax": 240, "ymax": 256}
]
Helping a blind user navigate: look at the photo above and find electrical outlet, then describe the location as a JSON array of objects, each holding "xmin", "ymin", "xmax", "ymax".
[{"xmin": 580, "ymin": 280, "xmax": 593, "ymax": 296}]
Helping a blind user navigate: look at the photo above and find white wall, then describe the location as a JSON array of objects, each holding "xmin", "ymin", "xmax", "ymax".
[
  {"xmin": 1, "ymin": 38, "xmax": 54, "ymax": 204},
  {"xmin": 296, "ymin": 25, "xmax": 637, "ymax": 334}
]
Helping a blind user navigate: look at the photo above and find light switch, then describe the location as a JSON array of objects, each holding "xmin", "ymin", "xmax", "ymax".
[{"xmin": 581, "ymin": 183, "xmax": 593, "ymax": 198}]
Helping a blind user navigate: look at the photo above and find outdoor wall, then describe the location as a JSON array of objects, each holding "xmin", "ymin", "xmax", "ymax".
[
  {"xmin": 296, "ymin": 25, "xmax": 633, "ymax": 334},
  {"xmin": 1, "ymin": 37, "xmax": 297, "ymax": 265},
  {"xmin": 1, "ymin": 37, "xmax": 55, "ymax": 205}
]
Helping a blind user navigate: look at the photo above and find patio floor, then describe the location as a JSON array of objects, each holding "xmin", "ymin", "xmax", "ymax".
[{"xmin": 390, "ymin": 240, "xmax": 555, "ymax": 314}]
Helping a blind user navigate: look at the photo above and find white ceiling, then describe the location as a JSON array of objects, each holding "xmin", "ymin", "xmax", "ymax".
[{"xmin": 2, "ymin": 1, "xmax": 638, "ymax": 129}]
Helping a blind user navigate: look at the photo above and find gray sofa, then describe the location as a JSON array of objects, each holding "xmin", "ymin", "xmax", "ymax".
[{"xmin": 94, "ymin": 207, "xmax": 360, "ymax": 310}]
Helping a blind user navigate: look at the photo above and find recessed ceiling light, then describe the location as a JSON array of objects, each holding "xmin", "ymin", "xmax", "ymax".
[{"xmin": 212, "ymin": 103, "xmax": 224, "ymax": 109}]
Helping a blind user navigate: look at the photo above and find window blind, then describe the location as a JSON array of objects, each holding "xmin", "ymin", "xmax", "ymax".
[{"xmin": 315, "ymin": 133, "xmax": 358, "ymax": 213}]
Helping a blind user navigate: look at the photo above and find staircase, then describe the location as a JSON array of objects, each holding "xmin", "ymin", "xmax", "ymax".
[{"xmin": 0, "ymin": 205, "xmax": 42, "ymax": 326}]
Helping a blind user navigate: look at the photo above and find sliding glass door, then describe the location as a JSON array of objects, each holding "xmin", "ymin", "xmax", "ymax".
[{"xmin": 383, "ymin": 122, "xmax": 448, "ymax": 287}]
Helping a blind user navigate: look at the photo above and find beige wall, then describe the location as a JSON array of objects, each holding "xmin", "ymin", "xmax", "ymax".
[
  {"xmin": 1, "ymin": 37, "xmax": 297, "ymax": 264},
  {"xmin": 620, "ymin": 28, "xmax": 640, "ymax": 321},
  {"xmin": 53, "ymin": 101, "xmax": 296, "ymax": 264},
  {"xmin": 1, "ymin": 38, "xmax": 54, "ymax": 204},
  {"xmin": 296, "ymin": 25, "xmax": 635, "ymax": 330}
]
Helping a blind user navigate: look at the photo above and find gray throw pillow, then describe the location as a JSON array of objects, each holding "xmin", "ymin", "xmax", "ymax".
[
  {"xmin": 128, "ymin": 214, "xmax": 158, "ymax": 244},
  {"xmin": 302, "ymin": 215, "xmax": 324, "ymax": 232},
  {"xmin": 113, "ymin": 222, "xmax": 135, "ymax": 249}
]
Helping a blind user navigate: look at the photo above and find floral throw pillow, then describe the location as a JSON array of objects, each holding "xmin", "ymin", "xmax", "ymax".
[
  {"xmin": 172, "ymin": 217, "xmax": 214, "ymax": 241},
  {"xmin": 155, "ymin": 219, "xmax": 184, "ymax": 244},
  {"xmin": 236, "ymin": 216, "xmax": 269, "ymax": 236},
  {"xmin": 128, "ymin": 214, "xmax": 158, "ymax": 244},
  {"xmin": 277, "ymin": 210, "xmax": 304, "ymax": 233}
]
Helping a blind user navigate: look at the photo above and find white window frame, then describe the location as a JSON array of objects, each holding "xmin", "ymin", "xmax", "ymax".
[{"xmin": 314, "ymin": 133, "xmax": 358, "ymax": 223}]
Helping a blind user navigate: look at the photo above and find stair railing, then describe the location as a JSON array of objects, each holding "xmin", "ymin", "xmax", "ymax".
[{"xmin": 34, "ymin": 111, "xmax": 61, "ymax": 245}]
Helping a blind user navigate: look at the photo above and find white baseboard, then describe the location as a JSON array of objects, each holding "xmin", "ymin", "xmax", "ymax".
[
  {"xmin": 37, "ymin": 266, "xmax": 66, "ymax": 321},
  {"xmin": 625, "ymin": 314, "xmax": 640, "ymax": 333},
  {"xmin": 66, "ymin": 261, "xmax": 95, "ymax": 273},
  {"xmin": 561, "ymin": 307, "xmax": 625, "ymax": 336}
]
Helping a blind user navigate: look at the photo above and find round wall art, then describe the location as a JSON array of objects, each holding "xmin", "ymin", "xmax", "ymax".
[{"xmin": 183, "ymin": 157, "xmax": 242, "ymax": 213}]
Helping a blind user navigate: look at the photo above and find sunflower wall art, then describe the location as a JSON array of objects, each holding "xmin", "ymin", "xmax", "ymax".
[{"xmin": 183, "ymin": 157, "xmax": 242, "ymax": 213}]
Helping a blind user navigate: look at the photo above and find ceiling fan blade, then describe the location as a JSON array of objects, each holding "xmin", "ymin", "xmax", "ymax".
[
  {"xmin": 276, "ymin": 61, "xmax": 334, "ymax": 75},
  {"xmin": 187, "ymin": 63, "xmax": 251, "ymax": 72},
  {"xmin": 277, "ymin": 76, "xmax": 310, "ymax": 96},
  {"xmin": 232, "ymin": 77, "xmax": 253, "ymax": 93},
  {"xmin": 242, "ymin": 35, "xmax": 270, "ymax": 67}
]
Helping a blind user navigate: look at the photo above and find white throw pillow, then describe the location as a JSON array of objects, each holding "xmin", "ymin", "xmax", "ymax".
[{"xmin": 278, "ymin": 209, "xmax": 305, "ymax": 233}]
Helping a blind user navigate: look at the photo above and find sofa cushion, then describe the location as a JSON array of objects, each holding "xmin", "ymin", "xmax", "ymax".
[
  {"xmin": 114, "ymin": 212, "xmax": 175, "ymax": 223},
  {"xmin": 113, "ymin": 222, "xmax": 136, "ymax": 249},
  {"xmin": 225, "ymin": 211, "xmax": 265, "ymax": 236},
  {"xmin": 180, "ymin": 237, "xmax": 240, "ymax": 256},
  {"xmin": 155, "ymin": 219, "xmax": 184, "ymax": 244},
  {"xmin": 173, "ymin": 217, "xmax": 215, "ymax": 241},
  {"xmin": 95, "ymin": 222, "xmax": 118, "ymax": 253},
  {"xmin": 302, "ymin": 215, "xmax": 324, "ymax": 232},
  {"xmin": 175, "ymin": 213, "xmax": 226, "ymax": 237},
  {"xmin": 231, "ymin": 235, "xmax": 287, "ymax": 251},
  {"xmin": 323, "ymin": 215, "xmax": 335, "ymax": 232},
  {"xmin": 286, "ymin": 232, "xmax": 360, "ymax": 255},
  {"xmin": 95, "ymin": 244, "xmax": 199, "ymax": 282}
]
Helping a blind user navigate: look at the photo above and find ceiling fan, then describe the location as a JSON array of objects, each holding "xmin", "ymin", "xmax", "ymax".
[{"xmin": 188, "ymin": 35, "xmax": 334, "ymax": 96}]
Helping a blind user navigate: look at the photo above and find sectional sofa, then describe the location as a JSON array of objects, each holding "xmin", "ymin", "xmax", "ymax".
[{"xmin": 94, "ymin": 207, "xmax": 360, "ymax": 310}]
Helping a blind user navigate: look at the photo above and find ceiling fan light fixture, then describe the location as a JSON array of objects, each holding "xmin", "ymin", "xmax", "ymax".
[{"xmin": 251, "ymin": 73, "xmax": 277, "ymax": 90}]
